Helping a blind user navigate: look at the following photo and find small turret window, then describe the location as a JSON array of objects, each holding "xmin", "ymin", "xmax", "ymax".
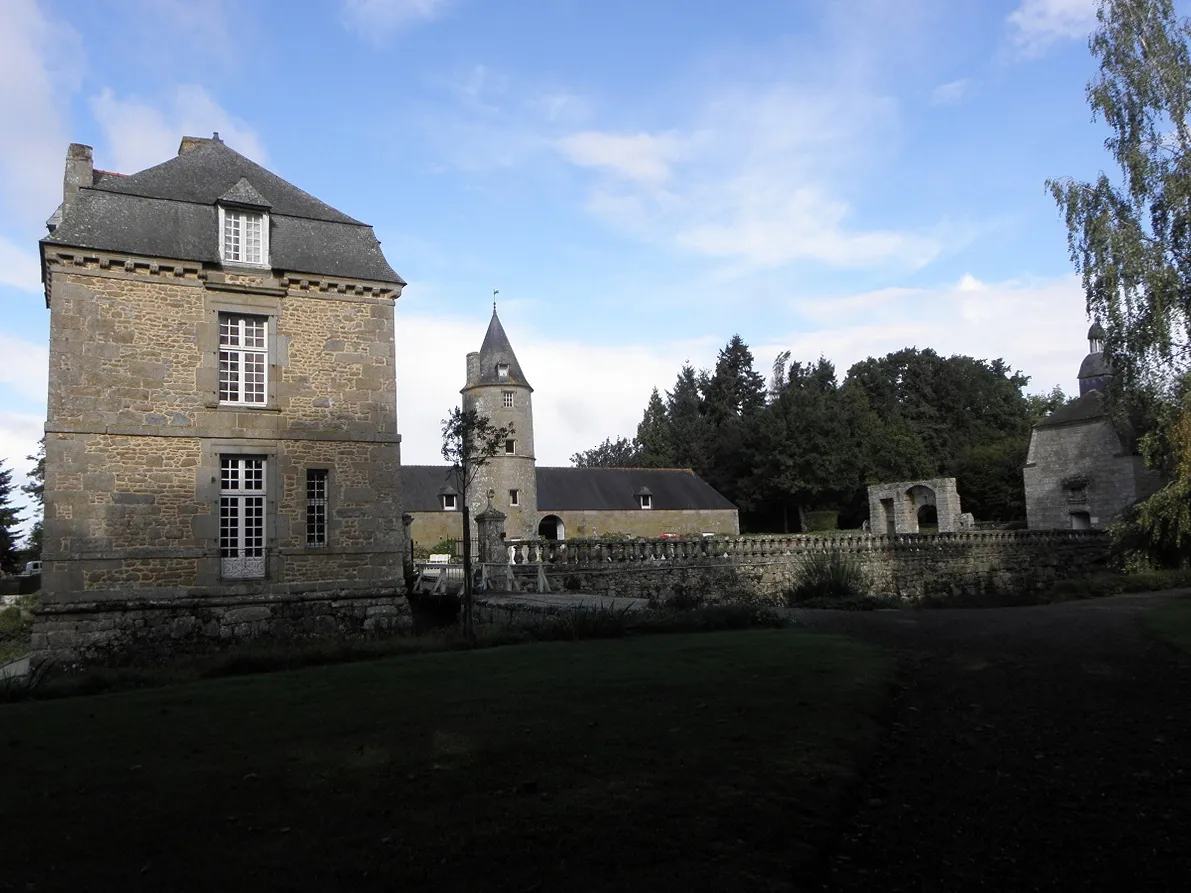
[
  {"xmin": 497, "ymin": 363, "xmax": 509, "ymax": 379},
  {"xmin": 504, "ymin": 439, "xmax": 516, "ymax": 455},
  {"xmin": 509, "ymin": 489, "xmax": 519, "ymax": 506},
  {"xmin": 502, "ymin": 390, "xmax": 514, "ymax": 408}
]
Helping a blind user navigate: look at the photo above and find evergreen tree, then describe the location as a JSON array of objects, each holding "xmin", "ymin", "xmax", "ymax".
[
  {"xmin": 665, "ymin": 364, "xmax": 708, "ymax": 472},
  {"xmin": 0, "ymin": 459, "xmax": 25, "ymax": 573},
  {"xmin": 635, "ymin": 388, "xmax": 675, "ymax": 467},
  {"xmin": 22, "ymin": 438, "xmax": 45, "ymax": 559}
]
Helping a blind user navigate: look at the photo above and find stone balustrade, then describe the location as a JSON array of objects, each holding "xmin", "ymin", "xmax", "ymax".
[{"xmin": 503, "ymin": 530, "xmax": 1110, "ymax": 603}]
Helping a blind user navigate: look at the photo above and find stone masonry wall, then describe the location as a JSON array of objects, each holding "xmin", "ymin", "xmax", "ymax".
[
  {"xmin": 1025, "ymin": 420, "xmax": 1146, "ymax": 529},
  {"xmin": 37, "ymin": 252, "xmax": 405, "ymax": 666},
  {"xmin": 504, "ymin": 531, "xmax": 1110, "ymax": 604}
]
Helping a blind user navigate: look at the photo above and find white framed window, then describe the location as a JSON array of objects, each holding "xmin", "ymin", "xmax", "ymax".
[
  {"xmin": 497, "ymin": 363, "xmax": 509, "ymax": 379},
  {"xmin": 638, "ymin": 494, "xmax": 652, "ymax": 510},
  {"xmin": 504, "ymin": 439, "xmax": 516, "ymax": 455},
  {"xmin": 219, "ymin": 207, "xmax": 268, "ymax": 266},
  {"xmin": 502, "ymin": 390, "xmax": 514, "ymax": 408},
  {"xmin": 509, "ymin": 489, "xmax": 519, "ymax": 507},
  {"xmin": 219, "ymin": 313, "xmax": 268, "ymax": 405},
  {"xmin": 442, "ymin": 493, "xmax": 457, "ymax": 511},
  {"xmin": 220, "ymin": 455, "xmax": 266, "ymax": 578},
  {"xmin": 307, "ymin": 469, "xmax": 328, "ymax": 547}
]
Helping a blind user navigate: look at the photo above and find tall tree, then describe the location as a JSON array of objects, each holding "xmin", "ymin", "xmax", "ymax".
[
  {"xmin": 665, "ymin": 364, "xmax": 708, "ymax": 472},
  {"xmin": 571, "ymin": 436, "xmax": 642, "ymax": 467},
  {"xmin": 635, "ymin": 388, "xmax": 675, "ymax": 467},
  {"xmin": 0, "ymin": 459, "xmax": 24, "ymax": 573},
  {"xmin": 441, "ymin": 408, "xmax": 514, "ymax": 639},
  {"xmin": 22, "ymin": 438, "xmax": 45, "ymax": 560},
  {"xmin": 1049, "ymin": 0, "xmax": 1191, "ymax": 392}
]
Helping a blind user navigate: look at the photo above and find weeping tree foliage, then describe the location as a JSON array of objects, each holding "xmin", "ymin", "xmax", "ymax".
[
  {"xmin": 1048, "ymin": 0, "xmax": 1191, "ymax": 390},
  {"xmin": 1050, "ymin": 0, "xmax": 1191, "ymax": 564}
]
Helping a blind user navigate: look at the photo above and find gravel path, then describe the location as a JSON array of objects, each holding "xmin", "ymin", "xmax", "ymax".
[{"xmin": 789, "ymin": 592, "xmax": 1191, "ymax": 892}]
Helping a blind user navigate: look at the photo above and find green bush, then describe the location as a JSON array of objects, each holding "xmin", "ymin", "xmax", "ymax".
[
  {"xmin": 0, "ymin": 605, "xmax": 34, "ymax": 664},
  {"xmin": 784, "ymin": 551, "xmax": 870, "ymax": 605}
]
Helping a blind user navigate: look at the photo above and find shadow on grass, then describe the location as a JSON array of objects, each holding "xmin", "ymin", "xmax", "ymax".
[
  {"xmin": 0, "ymin": 629, "xmax": 893, "ymax": 893},
  {"xmin": 1144, "ymin": 594, "xmax": 1191, "ymax": 652}
]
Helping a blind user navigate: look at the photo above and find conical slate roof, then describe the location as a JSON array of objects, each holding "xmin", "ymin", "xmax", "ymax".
[{"xmin": 472, "ymin": 308, "xmax": 531, "ymax": 389}]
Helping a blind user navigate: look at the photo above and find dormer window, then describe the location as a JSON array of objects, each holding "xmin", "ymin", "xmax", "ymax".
[
  {"xmin": 497, "ymin": 363, "xmax": 509, "ymax": 379},
  {"xmin": 442, "ymin": 493, "xmax": 457, "ymax": 511},
  {"xmin": 219, "ymin": 207, "xmax": 268, "ymax": 266},
  {"xmin": 636, "ymin": 487, "xmax": 653, "ymax": 510}
]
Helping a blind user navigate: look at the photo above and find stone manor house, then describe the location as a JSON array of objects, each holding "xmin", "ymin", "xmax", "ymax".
[{"xmin": 33, "ymin": 137, "xmax": 736, "ymax": 660}]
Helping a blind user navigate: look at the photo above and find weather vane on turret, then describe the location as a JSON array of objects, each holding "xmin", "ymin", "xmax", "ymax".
[{"xmin": 493, "ymin": 289, "xmax": 499, "ymax": 313}]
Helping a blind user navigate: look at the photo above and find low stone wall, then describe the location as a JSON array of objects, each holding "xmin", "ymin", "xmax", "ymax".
[
  {"xmin": 31, "ymin": 590, "xmax": 410, "ymax": 668},
  {"xmin": 504, "ymin": 531, "xmax": 1111, "ymax": 604}
]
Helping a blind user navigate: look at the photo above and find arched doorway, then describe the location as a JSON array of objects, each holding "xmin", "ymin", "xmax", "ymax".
[
  {"xmin": 903, "ymin": 485, "xmax": 937, "ymax": 534},
  {"xmin": 538, "ymin": 515, "xmax": 565, "ymax": 540},
  {"xmin": 916, "ymin": 504, "xmax": 938, "ymax": 533}
]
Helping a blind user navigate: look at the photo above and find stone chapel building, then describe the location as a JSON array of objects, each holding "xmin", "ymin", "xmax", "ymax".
[
  {"xmin": 35, "ymin": 136, "xmax": 406, "ymax": 661},
  {"xmin": 1023, "ymin": 321, "xmax": 1165, "ymax": 530},
  {"xmin": 402, "ymin": 309, "xmax": 740, "ymax": 545}
]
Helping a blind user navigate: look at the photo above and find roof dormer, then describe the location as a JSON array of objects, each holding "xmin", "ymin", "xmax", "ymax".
[{"xmin": 217, "ymin": 178, "xmax": 272, "ymax": 267}]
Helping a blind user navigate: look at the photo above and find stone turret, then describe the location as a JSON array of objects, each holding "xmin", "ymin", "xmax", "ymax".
[
  {"xmin": 461, "ymin": 308, "xmax": 538, "ymax": 538},
  {"xmin": 1077, "ymin": 319, "xmax": 1112, "ymax": 397}
]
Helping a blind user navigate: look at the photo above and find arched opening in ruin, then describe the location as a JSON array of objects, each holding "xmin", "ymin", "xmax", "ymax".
[
  {"xmin": 916, "ymin": 504, "xmax": 938, "ymax": 533},
  {"xmin": 538, "ymin": 515, "xmax": 565, "ymax": 540},
  {"xmin": 903, "ymin": 485, "xmax": 937, "ymax": 534}
]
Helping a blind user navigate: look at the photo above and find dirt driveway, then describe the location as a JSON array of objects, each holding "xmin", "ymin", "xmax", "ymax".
[{"xmin": 790, "ymin": 592, "xmax": 1191, "ymax": 892}]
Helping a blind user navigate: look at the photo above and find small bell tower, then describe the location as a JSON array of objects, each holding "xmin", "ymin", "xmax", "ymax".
[{"xmin": 461, "ymin": 305, "xmax": 538, "ymax": 539}]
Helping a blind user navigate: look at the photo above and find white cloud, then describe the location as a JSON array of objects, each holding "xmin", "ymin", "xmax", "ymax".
[
  {"xmin": 555, "ymin": 131, "xmax": 685, "ymax": 186},
  {"xmin": 341, "ymin": 0, "xmax": 448, "ymax": 39},
  {"xmin": 90, "ymin": 85, "xmax": 266, "ymax": 175},
  {"xmin": 556, "ymin": 87, "xmax": 940, "ymax": 271},
  {"xmin": 930, "ymin": 79, "xmax": 971, "ymax": 105},
  {"xmin": 787, "ymin": 273, "xmax": 1091, "ymax": 394},
  {"xmin": 0, "ymin": 334, "xmax": 48, "ymax": 404},
  {"xmin": 0, "ymin": 411, "xmax": 46, "ymax": 541},
  {"xmin": 0, "ymin": 0, "xmax": 81, "ymax": 233},
  {"xmin": 1008, "ymin": 0, "xmax": 1098, "ymax": 54},
  {"xmin": 0, "ymin": 236, "xmax": 42, "ymax": 292}
]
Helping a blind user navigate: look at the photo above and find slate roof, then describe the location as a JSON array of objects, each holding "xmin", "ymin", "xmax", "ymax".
[
  {"xmin": 43, "ymin": 137, "xmax": 403, "ymax": 284},
  {"xmin": 469, "ymin": 309, "xmax": 531, "ymax": 389},
  {"xmin": 1035, "ymin": 390, "xmax": 1107, "ymax": 429},
  {"xmin": 403, "ymin": 466, "xmax": 462, "ymax": 512},
  {"xmin": 401, "ymin": 465, "xmax": 736, "ymax": 513},
  {"xmin": 1078, "ymin": 351, "xmax": 1112, "ymax": 381}
]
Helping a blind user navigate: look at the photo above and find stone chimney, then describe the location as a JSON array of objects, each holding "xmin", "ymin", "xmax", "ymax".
[
  {"xmin": 63, "ymin": 143, "xmax": 93, "ymax": 208},
  {"xmin": 465, "ymin": 351, "xmax": 480, "ymax": 387},
  {"xmin": 178, "ymin": 131, "xmax": 223, "ymax": 155}
]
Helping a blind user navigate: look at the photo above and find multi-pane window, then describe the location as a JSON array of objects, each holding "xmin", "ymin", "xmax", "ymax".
[
  {"xmin": 222, "ymin": 209, "xmax": 265, "ymax": 264},
  {"xmin": 306, "ymin": 470, "xmax": 328, "ymax": 547},
  {"xmin": 502, "ymin": 390, "xmax": 514, "ymax": 408},
  {"xmin": 220, "ymin": 456, "xmax": 266, "ymax": 579},
  {"xmin": 504, "ymin": 439, "xmax": 516, "ymax": 455},
  {"xmin": 509, "ymin": 489, "xmax": 519, "ymax": 507},
  {"xmin": 219, "ymin": 314, "xmax": 267, "ymax": 405}
]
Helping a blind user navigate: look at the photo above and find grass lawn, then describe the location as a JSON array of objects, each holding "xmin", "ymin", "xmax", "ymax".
[
  {"xmin": 0, "ymin": 629, "xmax": 890, "ymax": 892},
  {"xmin": 1145, "ymin": 595, "xmax": 1191, "ymax": 652}
]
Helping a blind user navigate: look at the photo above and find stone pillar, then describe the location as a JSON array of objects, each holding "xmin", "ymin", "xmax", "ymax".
[{"xmin": 475, "ymin": 506, "xmax": 507, "ymax": 564}]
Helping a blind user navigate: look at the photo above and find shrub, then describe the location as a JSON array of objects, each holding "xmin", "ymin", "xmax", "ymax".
[{"xmin": 785, "ymin": 551, "xmax": 870, "ymax": 605}]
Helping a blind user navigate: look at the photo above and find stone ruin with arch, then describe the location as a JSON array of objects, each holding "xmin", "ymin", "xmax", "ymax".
[{"xmin": 866, "ymin": 477, "xmax": 973, "ymax": 535}]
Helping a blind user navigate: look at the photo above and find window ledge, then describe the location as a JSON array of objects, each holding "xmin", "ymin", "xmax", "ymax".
[{"xmin": 208, "ymin": 402, "xmax": 284, "ymax": 413}]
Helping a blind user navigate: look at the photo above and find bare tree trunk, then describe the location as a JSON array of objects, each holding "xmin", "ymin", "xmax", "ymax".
[{"xmin": 461, "ymin": 503, "xmax": 474, "ymax": 641}]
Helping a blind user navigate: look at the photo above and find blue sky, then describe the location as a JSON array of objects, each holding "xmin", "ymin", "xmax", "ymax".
[{"xmin": 1, "ymin": 0, "xmax": 1114, "ymax": 533}]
